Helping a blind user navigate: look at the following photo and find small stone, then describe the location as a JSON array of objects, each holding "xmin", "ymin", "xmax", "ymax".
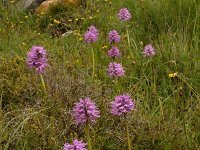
[
  {"xmin": 19, "ymin": 0, "xmax": 79, "ymax": 13},
  {"xmin": 35, "ymin": 0, "xmax": 79, "ymax": 14},
  {"xmin": 19, "ymin": 0, "xmax": 46, "ymax": 11}
]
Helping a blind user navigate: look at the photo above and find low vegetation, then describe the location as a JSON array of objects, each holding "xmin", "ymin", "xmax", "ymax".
[{"xmin": 0, "ymin": 0, "xmax": 200, "ymax": 149}]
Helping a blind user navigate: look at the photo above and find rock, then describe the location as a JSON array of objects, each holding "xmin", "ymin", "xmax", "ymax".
[
  {"xmin": 35, "ymin": 0, "xmax": 79, "ymax": 14},
  {"xmin": 63, "ymin": 0, "xmax": 79, "ymax": 5},
  {"xmin": 61, "ymin": 31, "xmax": 73, "ymax": 37},
  {"xmin": 19, "ymin": 0, "xmax": 46, "ymax": 11},
  {"xmin": 35, "ymin": 0, "xmax": 59, "ymax": 14},
  {"xmin": 19, "ymin": 0, "xmax": 79, "ymax": 12}
]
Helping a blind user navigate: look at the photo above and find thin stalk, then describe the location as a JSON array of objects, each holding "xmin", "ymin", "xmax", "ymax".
[
  {"xmin": 100, "ymin": 85, "xmax": 105, "ymax": 112},
  {"xmin": 139, "ymin": 0, "xmax": 149, "ymax": 28},
  {"xmin": 126, "ymin": 26, "xmax": 131, "ymax": 47},
  {"xmin": 125, "ymin": 114, "xmax": 131, "ymax": 150},
  {"xmin": 183, "ymin": 115, "xmax": 190, "ymax": 149},
  {"xmin": 0, "ymin": 92, "xmax": 2, "ymax": 150},
  {"xmin": 85, "ymin": 123, "xmax": 92, "ymax": 150},
  {"xmin": 91, "ymin": 0, "xmax": 95, "ymax": 8},
  {"xmin": 126, "ymin": 25, "xmax": 134, "ymax": 60},
  {"xmin": 120, "ymin": 0, "xmax": 124, "ymax": 5},
  {"xmin": 158, "ymin": 98, "xmax": 164, "ymax": 120},
  {"xmin": 39, "ymin": 74, "xmax": 47, "ymax": 96},
  {"xmin": 91, "ymin": 47, "xmax": 95, "ymax": 78},
  {"xmin": 114, "ymin": 77, "xmax": 121, "ymax": 93}
]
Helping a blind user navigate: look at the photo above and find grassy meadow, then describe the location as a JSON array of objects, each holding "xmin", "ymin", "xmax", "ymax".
[{"xmin": 0, "ymin": 0, "xmax": 200, "ymax": 149}]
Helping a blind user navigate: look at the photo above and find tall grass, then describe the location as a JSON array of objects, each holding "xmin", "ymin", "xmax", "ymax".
[{"xmin": 0, "ymin": 0, "xmax": 200, "ymax": 149}]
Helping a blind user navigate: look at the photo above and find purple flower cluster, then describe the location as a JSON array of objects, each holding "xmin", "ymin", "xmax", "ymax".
[
  {"xmin": 64, "ymin": 139, "xmax": 87, "ymax": 150},
  {"xmin": 72, "ymin": 98, "xmax": 100, "ymax": 124},
  {"xmin": 108, "ymin": 30, "xmax": 120, "ymax": 44},
  {"xmin": 143, "ymin": 44, "xmax": 155, "ymax": 57},
  {"xmin": 84, "ymin": 25, "xmax": 98, "ymax": 44},
  {"xmin": 88, "ymin": 26, "xmax": 98, "ymax": 36},
  {"xmin": 27, "ymin": 46, "xmax": 48, "ymax": 74},
  {"xmin": 108, "ymin": 47, "xmax": 121, "ymax": 58},
  {"xmin": 111, "ymin": 94, "xmax": 135, "ymax": 116},
  {"xmin": 107, "ymin": 62, "xmax": 125, "ymax": 77},
  {"xmin": 118, "ymin": 8, "xmax": 131, "ymax": 22}
]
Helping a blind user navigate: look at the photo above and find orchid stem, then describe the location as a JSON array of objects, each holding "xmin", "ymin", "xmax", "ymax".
[
  {"xmin": 126, "ymin": 26, "xmax": 134, "ymax": 61},
  {"xmin": 85, "ymin": 123, "xmax": 92, "ymax": 150},
  {"xmin": 39, "ymin": 74, "xmax": 47, "ymax": 96},
  {"xmin": 125, "ymin": 114, "xmax": 132, "ymax": 150},
  {"xmin": 91, "ymin": 47, "xmax": 95, "ymax": 78}
]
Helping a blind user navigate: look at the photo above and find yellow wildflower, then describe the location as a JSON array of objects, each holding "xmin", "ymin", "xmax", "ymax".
[
  {"xmin": 102, "ymin": 45, "xmax": 108, "ymax": 49},
  {"xmin": 89, "ymin": 16, "xmax": 93, "ymax": 19},
  {"xmin": 40, "ymin": 12, "xmax": 45, "ymax": 15},
  {"xmin": 73, "ymin": 30, "xmax": 78, "ymax": 36},
  {"xmin": 53, "ymin": 19, "xmax": 60, "ymax": 24},
  {"xmin": 139, "ymin": 41, "xmax": 143, "ymax": 45},
  {"xmin": 75, "ymin": 18, "xmax": 79, "ymax": 21},
  {"xmin": 168, "ymin": 72, "xmax": 177, "ymax": 78},
  {"xmin": 79, "ymin": 37, "xmax": 83, "ymax": 41},
  {"xmin": 25, "ymin": 16, "xmax": 28, "ymax": 19}
]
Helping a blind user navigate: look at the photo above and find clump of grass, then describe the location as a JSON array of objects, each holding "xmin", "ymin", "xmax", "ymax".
[
  {"xmin": 38, "ymin": 3, "xmax": 89, "ymax": 37},
  {"xmin": 0, "ymin": 56, "xmax": 40, "ymax": 109}
]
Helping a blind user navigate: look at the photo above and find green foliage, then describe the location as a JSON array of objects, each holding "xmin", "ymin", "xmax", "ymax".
[
  {"xmin": 38, "ymin": 3, "xmax": 88, "ymax": 36},
  {"xmin": 0, "ymin": 56, "xmax": 40, "ymax": 109},
  {"xmin": 0, "ymin": 0, "xmax": 200, "ymax": 149}
]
